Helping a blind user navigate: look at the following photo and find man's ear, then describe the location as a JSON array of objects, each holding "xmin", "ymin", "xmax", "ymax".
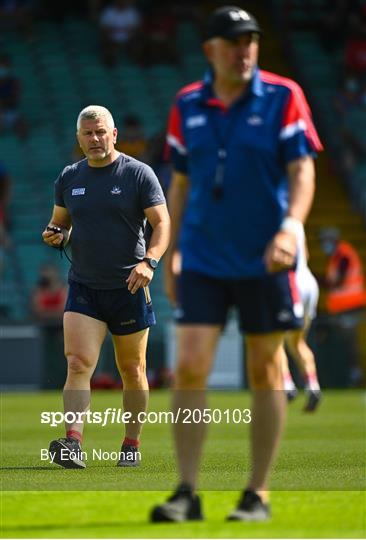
[
  {"xmin": 202, "ymin": 41, "xmax": 213, "ymax": 62},
  {"xmin": 113, "ymin": 127, "xmax": 118, "ymax": 143}
]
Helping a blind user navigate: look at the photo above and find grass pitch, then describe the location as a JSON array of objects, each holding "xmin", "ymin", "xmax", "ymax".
[{"xmin": 1, "ymin": 390, "xmax": 365, "ymax": 538}]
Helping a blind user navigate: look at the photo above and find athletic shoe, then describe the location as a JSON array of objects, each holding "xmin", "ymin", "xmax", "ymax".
[
  {"xmin": 227, "ymin": 489, "xmax": 270, "ymax": 521},
  {"xmin": 286, "ymin": 387, "xmax": 298, "ymax": 402},
  {"xmin": 150, "ymin": 484, "xmax": 203, "ymax": 522},
  {"xmin": 48, "ymin": 437, "xmax": 86, "ymax": 469},
  {"xmin": 303, "ymin": 389, "xmax": 322, "ymax": 412},
  {"xmin": 117, "ymin": 444, "xmax": 141, "ymax": 467}
]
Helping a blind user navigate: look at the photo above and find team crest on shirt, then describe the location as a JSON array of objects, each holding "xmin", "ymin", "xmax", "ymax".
[
  {"xmin": 246, "ymin": 115, "xmax": 263, "ymax": 126},
  {"xmin": 110, "ymin": 186, "xmax": 122, "ymax": 195}
]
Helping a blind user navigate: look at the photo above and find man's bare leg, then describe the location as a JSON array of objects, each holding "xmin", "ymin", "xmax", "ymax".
[
  {"xmin": 63, "ymin": 311, "xmax": 107, "ymax": 440},
  {"xmin": 113, "ymin": 328, "xmax": 149, "ymax": 444},
  {"xmin": 172, "ymin": 325, "xmax": 221, "ymax": 489},
  {"xmin": 245, "ymin": 332, "xmax": 287, "ymax": 501}
]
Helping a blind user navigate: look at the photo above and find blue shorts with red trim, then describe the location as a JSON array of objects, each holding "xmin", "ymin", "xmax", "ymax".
[
  {"xmin": 65, "ymin": 280, "xmax": 156, "ymax": 335},
  {"xmin": 176, "ymin": 270, "xmax": 304, "ymax": 334}
]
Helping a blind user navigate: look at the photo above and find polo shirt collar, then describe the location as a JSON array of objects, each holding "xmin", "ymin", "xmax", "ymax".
[{"xmin": 201, "ymin": 66, "xmax": 264, "ymax": 104}]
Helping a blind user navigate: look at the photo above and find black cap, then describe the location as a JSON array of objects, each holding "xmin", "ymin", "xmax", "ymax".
[{"xmin": 204, "ymin": 6, "xmax": 262, "ymax": 41}]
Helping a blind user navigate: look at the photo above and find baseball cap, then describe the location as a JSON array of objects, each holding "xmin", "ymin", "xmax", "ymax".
[{"xmin": 204, "ymin": 6, "xmax": 262, "ymax": 41}]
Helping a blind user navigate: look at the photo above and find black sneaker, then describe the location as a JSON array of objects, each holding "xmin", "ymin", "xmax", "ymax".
[
  {"xmin": 227, "ymin": 490, "xmax": 270, "ymax": 522},
  {"xmin": 48, "ymin": 437, "xmax": 86, "ymax": 469},
  {"xmin": 150, "ymin": 484, "xmax": 203, "ymax": 522},
  {"xmin": 303, "ymin": 389, "xmax": 322, "ymax": 412},
  {"xmin": 116, "ymin": 444, "xmax": 141, "ymax": 467},
  {"xmin": 286, "ymin": 387, "xmax": 298, "ymax": 402}
]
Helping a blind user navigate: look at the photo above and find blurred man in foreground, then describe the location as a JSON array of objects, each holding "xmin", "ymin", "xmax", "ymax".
[{"xmin": 151, "ymin": 5, "xmax": 323, "ymax": 522}]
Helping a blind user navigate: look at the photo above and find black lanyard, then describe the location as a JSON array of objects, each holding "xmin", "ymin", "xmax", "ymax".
[{"xmin": 207, "ymin": 103, "xmax": 242, "ymax": 200}]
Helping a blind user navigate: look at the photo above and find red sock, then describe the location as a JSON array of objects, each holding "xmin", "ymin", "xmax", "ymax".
[
  {"xmin": 122, "ymin": 437, "xmax": 139, "ymax": 447},
  {"xmin": 305, "ymin": 372, "xmax": 320, "ymax": 391},
  {"xmin": 67, "ymin": 430, "xmax": 82, "ymax": 443}
]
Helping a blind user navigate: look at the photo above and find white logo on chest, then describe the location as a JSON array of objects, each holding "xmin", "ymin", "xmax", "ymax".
[
  {"xmin": 111, "ymin": 186, "xmax": 122, "ymax": 195},
  {"xmin": 186, "ymin": 115, "xmax": 207, "ymax": 129},
  {"xmin": 72, "ymin": 188, "xmax": 86, "ymax": 196},
  {"xmin": 247, "ymin": 115, "xmax": 263, "ymax": 126}
]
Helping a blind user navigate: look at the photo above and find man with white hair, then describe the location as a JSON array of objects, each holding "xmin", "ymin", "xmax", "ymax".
[{"xmin": 42, "ymin": 105, "xmax": 170, "ymax": 468}]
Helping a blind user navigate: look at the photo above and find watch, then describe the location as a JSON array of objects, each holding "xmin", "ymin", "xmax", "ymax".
[{"xmin": 143, "ymin": 257, "xmax": 159, "ymax": 270}]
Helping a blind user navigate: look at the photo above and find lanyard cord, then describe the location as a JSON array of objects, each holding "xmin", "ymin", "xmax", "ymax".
[
  {"xmin": 207, "ymin": 103, "xmax": 243, "ymax": 199},
  {"xmin": 59, "ymin": 244, "xmax": 72, "ymax": 264}
]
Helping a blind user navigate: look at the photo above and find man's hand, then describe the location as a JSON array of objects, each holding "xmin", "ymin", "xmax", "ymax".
[
  {"xmin": 126, "ymin": 261, "xmax": 154, "ymax": 294},
  {"xmin": 264, "ymin": 230, "xmax": 297, "ymax": 273},
  {"xmin": 42, "ymin": 228, "xmax": 65, "ymax": 248}
]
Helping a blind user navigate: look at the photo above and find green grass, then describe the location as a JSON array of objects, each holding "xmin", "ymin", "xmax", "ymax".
[{"xmin": 1, "ymin": 390, "xmax": 365, "ymax": 538}]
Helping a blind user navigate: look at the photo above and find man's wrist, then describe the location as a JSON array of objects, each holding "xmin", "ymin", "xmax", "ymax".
[
  {"xmin": 143, "ymin": 257, "xmax": 159, "ymax": 270},
  {"xmin": 280, "ymin": 216, "xmax": 304, "ymax": 239}
]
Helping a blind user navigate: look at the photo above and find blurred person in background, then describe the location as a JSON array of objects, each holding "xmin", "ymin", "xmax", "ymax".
[
  {"xmin": 282, "ymin": 232, "xmax": 321, "ymax": 412},
  {"xmin": 0, "ymin": 160, "xmax": 11, "ymax": 279},
  {"xmin": 319, "ymin": 227, "xmax": 366, "ymax": 387},
  {"xmin": 117, "ymin": 114, "xmax": 148, "ymax": 160},
  {"xmin": 31, "ymin": 263, "xmax": 67, "ymax": 322},
  {"xmin": 31, "ymin": 263, "xmax": 68, "ymax": 389},
  {"xmin": 99, "ymin": 0, "xmax": 142, "ymax": 66},
  {"xmin": 0, "ymin": 0, "xmax": 36, "ymax": 41},
  {"xmin": 151, "ymin": 5, "xmax": 323, "ymax": 523},
  {"xmin": 0, "ymin": 54, "xmax": 27, "ymax": 139},
  {"xmin": 136, "ymin": 1, "xmax": 179, "ymax": 66}
]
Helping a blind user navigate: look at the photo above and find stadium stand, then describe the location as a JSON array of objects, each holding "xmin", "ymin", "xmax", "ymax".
[
  {"xmin": 1, "ymin": 1, "xmax": 365, "ymax": 384},
  {"xmin": 0, "ymin": 14, "xmax": 203, "ymax": 323}
]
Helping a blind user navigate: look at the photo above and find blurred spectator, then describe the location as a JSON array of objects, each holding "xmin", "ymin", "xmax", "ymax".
[
  {"xmin": 117, "ymin": 114, "xmax": 148, "ymax": 160},
  {"xmin": 319, "ymin": 227, "xmax": 366, "ymax": 386},
  {"xmin": 333, "ymin": 77, "xmax": 361, "ymax": 117},
  {"xmin": 136, "ymin": 2, "xmax": 179, "ymax": 66},
  {"xmin": 0, "ymin": 54, "xmax": 28, "ymax": 139},
  {"xmin": 333, "ymin": 77, "xmax": 365, "ymax": 174},
  {"xmin": 73, "ymin": 113, "xmax": 148, "ymax": 161},
  {"xmin": 31, "ymin": 263, "xmax": 67, "ymax": 322},
  {"xmin": 341, "ymin": 97, "xmax": 366, "ymax": 173},
  {"xmin": 318, "ymin": 0, "xmax": 349, "ymax": 51},
  {"xmin": 38, "ymin": 0, "xmax": 101, "ymax": 21},
  {"xmin": 0, "ymin": 0, "xmax": 36, "ymax": 41},
  {"xmin": 31, "ymin": 263, "xmax": 68, "ymax": 389},
  {"xmin": 0, "ymin": 160, "xmax": 11, "ymax": 230},
  {"xmin": 0, "ymin": 161, "xmax": 11, "ymax": 277},
  {"xmin": 345, "ymin": 28, "xmax": 366, "ymax": 80},
  {"xmin": 99, "ymin": 0, "xmax": 141, "ymax": 66},
  {"xmin": 145, "ymin": 129, "xmax": 171, "ymax": 193}
]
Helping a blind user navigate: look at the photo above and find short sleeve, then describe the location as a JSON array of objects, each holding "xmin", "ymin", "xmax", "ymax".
[
  {"xmin": 139, "ymin": 165, "xmax": 166, "ymax": 209},
  {"xmin": 54, "ymin": 172, "xmax": 66, "ymax": 207},
  {"xmin": 279, "ymin": 82, "xmax": 323, "ymax": 164},
  {"xmin": 166, "ymin": 101, "xmax": 188, "ymax": 174}
]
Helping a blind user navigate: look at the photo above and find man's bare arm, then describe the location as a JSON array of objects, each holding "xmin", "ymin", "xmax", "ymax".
[
  {"xmin": 286, "ymin": 155, "xmax": 315, "ymax": 223},
  {"xmin": 163, "ymin": 171, "xmax": 190, "ymax": 304},
  {"xmin": 126, "ymin": 203, "xmax": 170, "ymax": 294},
  {"xmin": 264, "ymin": 156, "xmax": 315, "ymax": 272}
]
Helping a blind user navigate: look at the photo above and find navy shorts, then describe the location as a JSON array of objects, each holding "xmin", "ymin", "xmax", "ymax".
[
  {"xmin": 176, "ymin": 270, "xmax": 304, "ymax": 334},
  {"xmin": 65, "ymin": 280, "xmax": 156, "ymax": 335}
]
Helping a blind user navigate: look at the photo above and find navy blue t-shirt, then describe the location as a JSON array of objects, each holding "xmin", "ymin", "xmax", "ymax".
[{"xmin": 54, "ymin": 153, "xmax": 166, "ymax": 289}]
